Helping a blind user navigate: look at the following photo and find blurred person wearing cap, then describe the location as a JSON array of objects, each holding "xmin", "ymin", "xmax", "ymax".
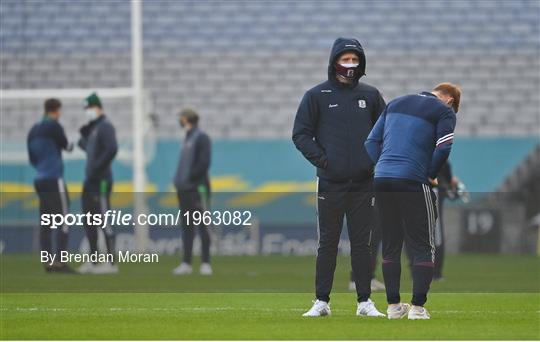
[
  {"xmin": 172, "ymin": 108, "xmax": 212, "ymax": 276},
  {"xmin": 293, "ymin": 37, "xmax": 386, "ymax": 317},
  {"xmin": 77, "ymin": 93, "xmax": 118, "ymax": 274},
  {"xmin": 365, "ymin": 82, "xmax": 460, "ymax": 319},
  {"xmin": 27, "ymin": 98, "xmax": 74, "ymax": 273}
]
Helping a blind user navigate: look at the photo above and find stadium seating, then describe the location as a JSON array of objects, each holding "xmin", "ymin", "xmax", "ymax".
[{"xmin": 1, "ymin": 0, "xmax": 539, "ymax": 139}]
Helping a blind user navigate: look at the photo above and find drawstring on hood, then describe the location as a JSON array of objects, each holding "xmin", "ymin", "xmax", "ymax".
[{"xmin": 328, "ymin": 37, "xmax": 366, "ymax": 87}]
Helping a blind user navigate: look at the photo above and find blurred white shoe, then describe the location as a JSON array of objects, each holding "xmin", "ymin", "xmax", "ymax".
[
  {"xmin": 357, "ymin": 299, "xmax": 385, "ymax": 317},
  {"xmin": 349, "ymin": 279, "xmax": 385, "ymax": 291},
  {"xmin": 172, "ymin": 262, "xmax": 192, "ymax": 275},
  {"xmin": 302, "ymin": 299, "xmax": 331, "ymax": 317},
  {"xmin": 92, "ymin": 263, "xmax": 118, "ymax": 274},
  {"xmin": 371, "ymin": 278, "xmax": 386, "ymax": 291},
  {"xmin": 408, "ymin": 305, "xmax": 430, "ymax": 320},
  {"xmin": 387, "ymin": 303, "xmax": 411, "ymax": 319},
  {"xmin": 77, "ymin": 262, "xmax": 95, "ymax": 274},
  {"xmin": 199, "ymin": 263, "xmax": 213, "ymax": 275}
]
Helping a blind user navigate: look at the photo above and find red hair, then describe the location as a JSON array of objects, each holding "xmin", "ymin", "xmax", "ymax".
[{"xmin": 433, "ymin": 82, "xmax": 461, "ymax": 113}]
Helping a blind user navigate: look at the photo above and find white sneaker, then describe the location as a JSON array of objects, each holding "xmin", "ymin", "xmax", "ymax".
[
  {"xmin": 387, "ymin": 303, "xmax": 411, "ymax": 319},
  {"xmin": 172, "ymin": 262, "xmax": 192, "ymax": 275},
  {"xmin": 302, "ymin": 300, "xmax": 331, "ymax": 317},
  {"xmin": 408, "ymin": 305, "xmax": 430, "ymax": 320},
  {"xmin": 356, "ymin": 299, "xmax": 385, "ymax": 317},
  {"xmin": 348, "ymin": 281, "xmax": 356, "ymax": 291},
  {"xmin": 371, "ymin": 278, "xmax": 386, "ymax": 291},
  {"xmin": 77, "ymin": 262, "xmax": 95, "ymax": 274},
  {"xmin": 199, "ymin": 263, "xmax": 213, "ymax": 275},
  {"xmin": 92, "ymin": 263, "xmax": 118, "ymax": 274}
]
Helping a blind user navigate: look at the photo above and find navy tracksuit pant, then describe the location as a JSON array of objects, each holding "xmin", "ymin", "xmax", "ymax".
[
  {"xmin": 82, "ymin": 179, "xmax": 115, "ymax": 262},
  {"xmin": 177, "ymin": 188, "xmax": 211, "ymax": 264},
  {"xmin": 34, "ymin": 178, "xmax": 69, "ymax": 256},
  {"xmin": 316, "ymin": 177, "xmax": 374, "ymax": 303},
  {"xmin": 405, "ymin": 192, "xmax": 445, "ymax": 280},
  {"xmin": 374, "ymin": 178, "xmax": 437, "ymax": 306}
]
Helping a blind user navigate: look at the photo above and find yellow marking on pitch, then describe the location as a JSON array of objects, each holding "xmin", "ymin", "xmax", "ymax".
[
  {"xmin": 159, "ymin": 175, "xmax": 251, "ymax": 208},
  {"xmin": 211, "ymin": 175, "xmax": 250, "ymax": 191},
  {"xmin": 110, "ymin": 182, "xmax": 158, "ymax": 207},
  {"xmin": 159, "ymin": 189, "xmax": 178, "ymax": 208},
  {"xmin": 0, "ymin": 183, "xmax": 34, "ymax": 207},
  {"xmin": 304, "ymin": 194, "xmax": 317, "ymax": 207},
  {"xmin": 228, "ymin": 181, "xmax": 316, "ymax": 207},
  {"xmin": 22, "ymin": 197, "xmax": 39, "ymax": 209}
]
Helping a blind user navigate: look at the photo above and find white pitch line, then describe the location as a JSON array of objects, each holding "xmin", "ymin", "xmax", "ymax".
[
  {"xmin": 3, "ymin": 307, "xmax": 540, "ymax": 314},
  {"xmin": 5, "ymin": 307, "xmax": 305, "ymax": 313}
]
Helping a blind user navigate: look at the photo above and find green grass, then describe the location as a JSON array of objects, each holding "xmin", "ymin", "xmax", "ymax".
[
  {"xmin": 1, "ymin": 254, "xmax": 539, "ymax": 340},
  {"xmin": 2, "ymin": 254, "xmax": 538, "ymax": 293},
  {"xmin": 1, "ymin": 293, "xmax": 538, "ymax": 340}
]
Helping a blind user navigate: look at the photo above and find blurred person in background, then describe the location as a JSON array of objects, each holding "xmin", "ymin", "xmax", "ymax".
[
  {"xmin": 349, "ymin": 215, "xmax": 385, "ymax": 292},
  {"xmin": 27, "ymin": 98, "xmax": 74, "ymax": 273},
  {"xmin": 172, "ymin": 108, "xmax": 212, "ymax": 276},
  {"xmin": 432, "ymin": 161, "xmax": 462, "ymax": 280},
  {"xmin": 77, "ymin": 93, "xmax": 118, "ymax": 274},
  {"xmin": 293, "ymin": 37, "xmax": 386, "ymax": 317},
  {"xmin": 365, "ymin": 82, "xmax": 460, "ymax": 320}
]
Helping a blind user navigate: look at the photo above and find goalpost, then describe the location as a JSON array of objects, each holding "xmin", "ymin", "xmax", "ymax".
[
  {"xmin": 0, "ymin": 0, "xmax": 150, "ymax": 251},
  {"xmin": 130, "ymin": 0, "xmax": 148, "ymax": 252}
]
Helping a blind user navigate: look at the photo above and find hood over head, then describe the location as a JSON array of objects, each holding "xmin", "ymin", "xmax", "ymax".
[{"xmin": 328, "ymin": 37, "xmax": 366, "ymax": 86}]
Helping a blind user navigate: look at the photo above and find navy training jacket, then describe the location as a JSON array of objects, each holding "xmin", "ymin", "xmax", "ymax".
[
  {"xmin": 78, "ymin": 115, "xmax": 118, "ymax": 182},
  {"xmin": 364, "ymin": 91, "xmax": 457, "ymax": 183},
  {"xmin": 292, "ymin": 37, "xmax": 386, "ymax": 182},
  {"xmin": 173, "ymin": 127, "xmax": 211, "ymax": 192},
  {"xmin": 27, "ymin": 117, "xmax": 69, "ymax": 180}
]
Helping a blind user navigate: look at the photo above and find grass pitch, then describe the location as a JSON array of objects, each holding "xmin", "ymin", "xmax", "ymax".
[{"xmin": 1, "ymin": 254, "xmax": 539, "ymax": 340}]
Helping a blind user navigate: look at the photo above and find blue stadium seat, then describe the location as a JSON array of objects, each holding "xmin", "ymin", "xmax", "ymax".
[{"xmin": 0, "ymin": 0, "xmax": 538, "ymax": 138}]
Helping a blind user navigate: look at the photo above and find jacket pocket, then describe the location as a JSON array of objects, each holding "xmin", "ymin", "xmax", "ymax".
[{"xmin": 323, "ymin": 150, "xmax": 348, "ymax": 180}]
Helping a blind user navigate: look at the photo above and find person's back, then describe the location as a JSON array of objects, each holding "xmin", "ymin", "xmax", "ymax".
[
  {"xmin": 366, "ymin": 91, "xmax": 456, "ymax": 183},
  {"xmin": 27, "ymin": 118, "xmax": 68, "ymax": 180}
]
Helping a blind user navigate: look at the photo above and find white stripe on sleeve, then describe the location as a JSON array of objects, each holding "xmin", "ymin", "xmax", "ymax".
[{"xmin": 436, "ymin": 133, "xmax": 454, "ymax": 145}]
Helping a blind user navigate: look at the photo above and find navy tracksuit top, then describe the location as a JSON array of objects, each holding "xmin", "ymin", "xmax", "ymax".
[
  {"xmin": 27, "ymin": 117, "xmax": 69, "ymax": 180},
  {"xmin": 292, "ymin": 37, "xmax": 386, "ymax": 182},
  {"xmin": 78, "ymin": 115, "xmax": 118, "ymax": 182},
  {"xmin": 365, "ymin": 92, "xmax": 457, "ymax": 183}
]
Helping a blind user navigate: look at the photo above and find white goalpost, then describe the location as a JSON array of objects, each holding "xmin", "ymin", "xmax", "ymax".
[{"xmin": 130, "ymin": 0, "xmax": 149, "ymax": 252}]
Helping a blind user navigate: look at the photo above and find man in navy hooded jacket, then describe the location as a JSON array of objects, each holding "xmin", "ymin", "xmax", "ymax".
[{"xmin": 293, "ymin": 38, "xmax": 385, "ymax": 317}]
